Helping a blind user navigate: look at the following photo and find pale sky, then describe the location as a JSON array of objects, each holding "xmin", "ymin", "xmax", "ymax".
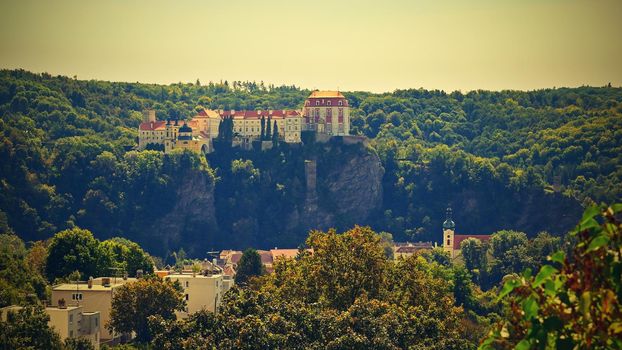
[{"xmin": 0, "ymin": 0, "xmax": 620, "ymax": 92}]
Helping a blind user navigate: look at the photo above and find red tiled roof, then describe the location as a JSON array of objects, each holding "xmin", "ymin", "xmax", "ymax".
[
  {"xmin": 230, "ymin": 253, "xmax": 242, "ymax": 264},
  {"xmin": 219, "ymin": 110, "xmax": 301, "ymax": 119},
  {"xmin": 257, "ymin": 250, "xmax": 274, "ymax": 264},
  {"xmin": 139, "ymin": 121, "xmax": 166, "ymax": 131},
  {"xmin": 454, "ymin": 235, "xmax": 491, "ymax": 250},
  {"xmin": 223, "ymin": 265, "xmax": 236, "ymax": 277},
  {"xmin": 270, "ymin": 248, "xmax": 313, "ymax": 260}
]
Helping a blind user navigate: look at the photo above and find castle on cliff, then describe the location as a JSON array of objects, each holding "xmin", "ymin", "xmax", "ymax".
[{"xmin": 137, "ymin": 90, "xmax": 352, "ymax": 153}]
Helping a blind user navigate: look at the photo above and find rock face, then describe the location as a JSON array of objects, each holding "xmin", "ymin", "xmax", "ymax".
[
  {"xmin": 301, "ymin": 145, "xmax": 385, "ymax": 232},
  {"xmin": 147, "ymin": 170, "xmax": 218, "ymax": 256}
]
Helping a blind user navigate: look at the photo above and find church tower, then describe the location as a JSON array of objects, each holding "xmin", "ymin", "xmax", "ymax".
[{"xmin": 442, "ymin": 207, "xmax": 456, "ymax": 258}]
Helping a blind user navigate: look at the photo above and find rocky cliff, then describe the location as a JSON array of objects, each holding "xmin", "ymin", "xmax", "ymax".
[
  {"xmin": 146, "ymin": 170, "xmax": 218, "ymax": 256},
  {"xmin": 299, "ymin": 143, "xmax": 385, "ymax": 233}
]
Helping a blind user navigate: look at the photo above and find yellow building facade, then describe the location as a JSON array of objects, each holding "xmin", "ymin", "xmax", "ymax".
[
  {"xmin": 51, "ymin": 277, "xmax": 136, "ymax": 342},
  {"xmin": 164, "ymin": 273, "xmax": 223, "ymax": 318}
]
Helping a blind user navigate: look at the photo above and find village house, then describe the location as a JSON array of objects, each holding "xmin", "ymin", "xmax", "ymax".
[
  {"xmin": 392, "ymin": 241, "xmax": 434, "ymax": 259},
  {"xmin": 51, "ymin": 277, "xmax": 136, "ymax": 343},
  {"xmin": 1, "ymin": 305, "xmax": 101, "ymax": 349}
]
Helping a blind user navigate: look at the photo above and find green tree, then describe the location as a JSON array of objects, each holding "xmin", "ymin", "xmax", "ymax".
[
  {"xmin": 0, "ymin": 234, "xmax": 48, "ymax": 306},
  {"xmin": 63, "ymin": 337, "xmax": 95, "ymax": 350},
  {"xmin": 461, "ymin": 237, "xmax": 489, "ymax": 285},
  {"xmin": 271, "ymin": 120, "xmax": 279, "ymax": 147},
  {"xmin": 260, "ymin": 115, "xmax": 266, "ymax": 140},
  {"xmin": 108, "ymin": 278, "xmax": 185, "ymax": 343},
  {"xmin": 265, "ymin": 116, "xmax": 272, "ymax": 140},
  {"xmin": 0, "ymin": 305, "xmax": 62, "ymax": 350},
  {"xmin": 235, "ymin": 248, "xmax": 264, "ymax": 286},
  {"xmin": 101, "ymin": 237, "xmax": 154, "ymax": 277},
  {"xmin": 481, "ymin": 204, "xmax": 622, "ymax": 349},
  {"xmin": 45, "ymin": 228, "xmax": 112, "ymax": 281},
  {"xmin": 306, "ymin": 226, "xmax": 386, "ymax": 310}
]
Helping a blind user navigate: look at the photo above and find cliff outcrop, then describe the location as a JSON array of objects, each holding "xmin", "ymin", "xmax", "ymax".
[
  {"xmin": 300, "ymin": 144, "xmax": 384, "ymax": 233},
  {"xmin": 146, "ymin": 170, "xmax": 218, "ymax": 255}
]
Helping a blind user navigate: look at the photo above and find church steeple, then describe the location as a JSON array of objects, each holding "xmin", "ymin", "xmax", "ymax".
[
  {"xmin": 442, "ymin": 206, "xmax": 456, "ymax": 258},
  {"xmin": 442, "ymin": 207, "xmax": 455, "ymax": 230}
]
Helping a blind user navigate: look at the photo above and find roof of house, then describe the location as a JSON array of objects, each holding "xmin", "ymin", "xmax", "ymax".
[
  {"xmin": 257, "ymin": 250, "xmax": 274, "ymax": 264},
  {"xmin": 230, "ymin": 252, "xmax": 243, "ymax": 264},
  {"xmin": 308, "ymin": 91, "xmax": 345, "ymax": 98},
  {"xmin": 270, "ymin": 248, "xmax": 314, "ymax": 260},
  {"xmin": 219, "ymin": 110, "xmax": 301, "ymax": 119},
  {"xmin": 223, "ymin": 265, "xmax": 236, "ymax": 277},
  {"xmin": 195, "ymin": 109, "xmax": 221, "ymax": 119},
  {"xmin": 53, "ymin": 277, "xmax": 137, "ymax": 291},
  {"xmin": 395, "ymin": 244, "xmax": 433, "ymax": 254},
  {"xmin": 453, "ymin": 235, "xmax": 491, "ymax": 250},
  {"xmin": 139, "ymin": 121, "xmax": 167, "ymax": 131}
]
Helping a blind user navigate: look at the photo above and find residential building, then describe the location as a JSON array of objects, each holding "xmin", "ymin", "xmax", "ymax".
[
  {"xmin": 1, "ymin": 305, "xmax": 101, "ymax": 350},
  {"xmin": 51, "ymin": 277, "xmax": 136, "ymax": 343},
  {"xmin": 164, "ymin": 272, "xmax": 223, "ymax": 318},
  {"xmin": 392, "ymin": 242, "xmax": 434, "ymax": 259},
  {"xmin": 442, "ymin": 207, "xmax": 491, "ymax": 258}
]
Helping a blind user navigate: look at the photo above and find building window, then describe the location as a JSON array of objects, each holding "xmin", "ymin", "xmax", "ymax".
[
  {"xmin": 185, "ymin": 294, "xmax": 189, "ymax": 301},
  {"xmin": 185, "ymin": 281, "xmax": 189, "ymax": 288},
  {"xmin": 327, "ymin": 101, "xmax": 331, "ymax": 106},
  {"xmin": 315, "ymin": 101, "xmax": 319, "ymax": 106},
  {"xmin": 72, "ymin": 293, "xmax": 83, "ymax": 301},
  {"xmin": 447, "ymin": 240, "xmax": 451, "ymax": 246},
  {"xmin": 70, "ymin": 330, "xmax": 73, "ymax": 338},
  {"xmin": 338, "ymin": 100, "xmax": 343, "ymax": 106},
  {"xmin": 69, "ymin": 314, "xmax": 73, "ymax": 324}
]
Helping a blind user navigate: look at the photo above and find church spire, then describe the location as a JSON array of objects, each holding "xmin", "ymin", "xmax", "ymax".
[{"xmin": 442, "ymin": 206, "xmax": 455, "ymax": 230}]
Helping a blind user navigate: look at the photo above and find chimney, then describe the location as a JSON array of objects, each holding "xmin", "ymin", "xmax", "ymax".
[{"xmin": 87, "ymin": 277, "xmax": 93, "ymax": 289}]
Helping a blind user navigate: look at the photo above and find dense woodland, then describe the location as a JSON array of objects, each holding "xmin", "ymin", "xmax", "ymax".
[
  {"xmin": 0, "ymin": 68, "xmax": 620, "ymax": 347},
  {"xmin": 1, "ymin": 205, "xmax": 620, "ymax": 349},
  {"xmin": 0, "ymin": 69, "xmax": 621, "ymax": 254}
]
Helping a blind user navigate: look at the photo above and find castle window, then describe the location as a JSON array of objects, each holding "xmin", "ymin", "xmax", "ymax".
[{"xmin": 447, "ymin": 240, "xmax": 451, "ymax": 246}]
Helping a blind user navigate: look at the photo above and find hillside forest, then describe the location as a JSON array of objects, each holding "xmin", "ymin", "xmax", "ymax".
[{"xmin": 1, "ymin": 69, "xmax": 621, "ymax": 258}]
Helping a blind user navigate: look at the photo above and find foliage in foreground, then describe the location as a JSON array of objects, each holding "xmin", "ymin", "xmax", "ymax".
[
  {"xmin": 481, "ymin": 204, "xmax": 622, "ymax": 349},
  {"xmin": 149, "ymin": 226, "xmax": 486, "ymax": 349},
  {"xmin": 0, "ymin": 304, "xmax": 94, "ymax": 350},
  {"xmin": 108, "ymin": 277, "xmax": 185, "ymax": 343}
]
